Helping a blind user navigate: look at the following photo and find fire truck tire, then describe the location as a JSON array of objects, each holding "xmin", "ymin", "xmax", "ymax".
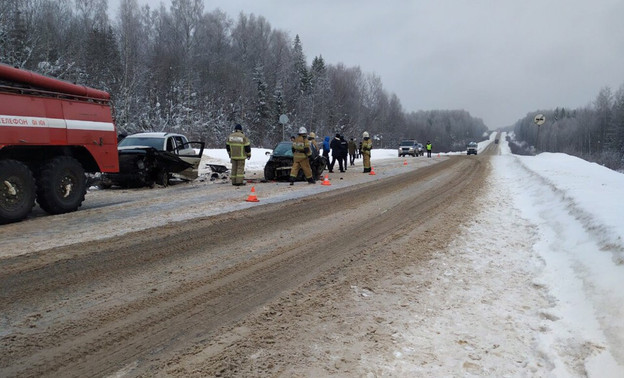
[
  {"xmin": 0, "ymin": 160, "xmax": 36, "ymax": 224},
  {"xmin": 36, "ymin": 156, "xmax": 87, "ymax": 215}
]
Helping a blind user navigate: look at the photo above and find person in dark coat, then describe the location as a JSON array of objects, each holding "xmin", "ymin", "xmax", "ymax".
[
  {"xmin": 329, "ymin": 133, "xmax": 344, "ymax": 173},
  {"xmin": 339, "ymin": 135, "xmax": 349, "ymax": 171}
]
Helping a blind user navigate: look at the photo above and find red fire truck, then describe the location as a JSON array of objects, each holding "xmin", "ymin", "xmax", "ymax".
[{"xmin": 0, "ymin": 63, "xmax": 119, "ymax": 224}]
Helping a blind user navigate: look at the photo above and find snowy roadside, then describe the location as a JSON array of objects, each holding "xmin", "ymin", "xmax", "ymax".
[
  {"xmin": 488, "ymin": 135, "xmax": 624, "ymax": 376},
  {"xmin": 360, "ymin": 136, "xmax": 624, "ymax": 376}
]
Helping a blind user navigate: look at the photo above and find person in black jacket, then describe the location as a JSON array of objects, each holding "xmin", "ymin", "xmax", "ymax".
[
  {"xmin": 329, "ymin": 134, "xmax": 344, "ymax": 173},
  {"xmin": 339, "ymin": 135, "xmax": 349, "ymax": 171}
]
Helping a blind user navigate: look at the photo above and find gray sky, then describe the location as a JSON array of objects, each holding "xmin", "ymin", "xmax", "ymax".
[{"xmin": 110, "ymin": 0, "xmax": 624, "ymax": 128}]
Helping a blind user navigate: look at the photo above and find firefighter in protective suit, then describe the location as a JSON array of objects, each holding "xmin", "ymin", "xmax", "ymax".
[
  {"xmin": 361, "ymin": 131, "xmax": 373, "ymax": 173},
  {"xmin": 290, "ymin": 127, "xmax": 316, "ymax": 185},
  {"xmin": 226, "ymin": 124, "xmax": 251, "ymax": 185}
]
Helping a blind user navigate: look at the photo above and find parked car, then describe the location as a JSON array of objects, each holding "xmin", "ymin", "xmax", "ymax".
[
  {"xmin": 415, "ymin": 143, "xmax": 425, "ymax": 156},
  {"xmin": 467, "ymin": 141, "xmax": 478, "ymax": 155},
  {"xmin": 398, "ymin": 139, "xmax": 423, "ymax": 157},
  {"xmin": 264, "ymin": 141, "xmax": 327, "ymax": 181},
  {"xmin": 102, "ymin": 132, "xmax": 205, "ymax": 188}
]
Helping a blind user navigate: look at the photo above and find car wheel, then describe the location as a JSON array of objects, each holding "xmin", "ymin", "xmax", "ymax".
[
  {"xmin": 155, "ymin": 170, "xmax": 169, "ymax": 187},
  {"xmin": 264, "ymin": 163, "xmax": 276, "ymax": 181}
]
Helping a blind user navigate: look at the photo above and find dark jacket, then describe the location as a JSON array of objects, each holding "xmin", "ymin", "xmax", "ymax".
[
  {"xmin": 348, "ymin": 140, "xmax": 357, "ymax": 155},
  {"xmin": 330, "ymin": 137, "xmax": 342, "ymax": 157},
  {"xmin": 339, "ymin": 137, "xmax": 348, "ymax": 158}
]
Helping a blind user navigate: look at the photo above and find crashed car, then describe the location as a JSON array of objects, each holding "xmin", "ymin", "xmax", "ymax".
[
  {"xmin": 264, "ymin": 141, "xmax": 327, "ymax": 181},
  {"xmin": 102, "ymin": 132, "xmax": 205, "ymax": 188}
]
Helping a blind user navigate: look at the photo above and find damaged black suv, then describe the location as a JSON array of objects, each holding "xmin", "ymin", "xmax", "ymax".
[{"xmin": 264, "ymin": 141, "xmax": 327, "ymax": 181}]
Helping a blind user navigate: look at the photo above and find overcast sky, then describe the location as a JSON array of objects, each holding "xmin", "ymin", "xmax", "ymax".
[{"xmin": 109, "ymin": 0, "xmax": 624, "ymax": 129}]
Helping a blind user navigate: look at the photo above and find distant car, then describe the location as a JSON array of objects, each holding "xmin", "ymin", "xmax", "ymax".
[
  {"xmin": 415, "ymin": 143, "xmax": 424, "ymax": 156},
  {"xmin": 398, "ymin": 139, "xmax": 423, "ymax": 157},
  {"xmin": 467, "ymin": 141, "xmax": 478, "ymax": 155},
  {"xmin": 264, "ymin": 141, "xmax": 327, "ymax": 181},
  {"xmin": 102, "ymin": 132, "xmax": 205, "ymax": 188}
]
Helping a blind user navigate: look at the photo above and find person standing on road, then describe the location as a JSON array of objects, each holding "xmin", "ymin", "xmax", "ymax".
[
  {"xmin": 322, "ymin": 136, "xmax": 331, "ymax": 170},
  {"xmin": 339, "ymin": 135, "xmax": 349, "ymax": 171},
  {"xmin": 426, "ymin": 140, "xmax": 432, "ymax": 158},
  {"xmin": 308, "ymin": 132, "xmax": 319, "ymax": 154},
  {"xmin": 361, "ymin": 131, "xmax": 372, "ymax": 173},
  {"xmin": 290, "ymin": 127, "xmax": 316, "ymax": 185},
  {"xmin": 348, "ymin": 138, "xmax": 357, "ymax": 166},
  {"xmin": 308, "ymin": 132, "xmax": 322, "ymax": 180},
  {"xmin": 226, "ymin": 124, "xmax": 251, "ymax": 186},
  {"xmin": 329, "ymin": 133, "xmax": 344, "ymax": 173}
]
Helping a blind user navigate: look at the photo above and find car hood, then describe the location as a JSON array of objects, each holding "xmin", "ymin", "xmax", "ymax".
[{"xmin": 118, "ymin": 147, "xmax": 192, "ymax": 173}]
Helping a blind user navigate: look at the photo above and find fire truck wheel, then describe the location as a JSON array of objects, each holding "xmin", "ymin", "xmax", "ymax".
[
  {"xmin": 36, "ymin": 156, "xmax": 87, "ymax": 214},
  {"xmin": 0, "ymin": 160, "xmax": 36, "ymax": 224}
]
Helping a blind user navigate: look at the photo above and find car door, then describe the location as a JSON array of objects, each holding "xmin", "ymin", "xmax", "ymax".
[{"xmin": 172, "ymin": 135, "xmax": 204, "ymax": 180}]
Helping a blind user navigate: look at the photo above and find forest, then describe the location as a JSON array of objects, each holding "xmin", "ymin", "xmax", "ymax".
[
  {"xmin": 0, "ymin": 0, "xmax": 488, "ymax": 150},
  {"xmin": 511, "ymin": 85, "xmax": 624, "ymax": 171}
]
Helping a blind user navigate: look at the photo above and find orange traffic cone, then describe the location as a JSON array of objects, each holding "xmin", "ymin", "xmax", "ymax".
[
  {"xmin": 321, "ymin": 174, "xmax": 331, "ymax": 186},
  {"xmin": 246, "ymin": 186, "xmax": 259, "ymax": 202},
  {"xmin": 403, "ymin": 160, "xmax": 408, "ymax": 166},
  {"xmin": 369, "ymin": 166, "xmax": 376, "ymax": 175}
]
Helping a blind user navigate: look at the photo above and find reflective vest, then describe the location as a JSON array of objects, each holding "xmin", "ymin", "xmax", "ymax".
[
  {"xmin": 226, "ymin": 130, "xmax": 250, "ymax": 160},
  {"xmin": 292, "ymin": 135, "xmax": 311, "ymax": 159},
  {"xmin": 362, "ymin": 138, "xmax": 372, "ymax": 154}
]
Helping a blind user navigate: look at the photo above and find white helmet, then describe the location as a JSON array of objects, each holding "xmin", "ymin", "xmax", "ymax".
[
  {"xmin": 363, "ymin": 131, "xmax": 369, "ymax": 138},
  {"xmin": 298, "ymin": 126, "xmax": 307, "ymax": 134}
]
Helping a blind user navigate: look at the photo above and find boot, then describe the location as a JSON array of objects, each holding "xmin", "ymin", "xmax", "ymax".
[
  {"xmin": 307, "ymin": 177, "xmax": 316, "ymax": 184},
  {"xmin": 289, "ymin": 176, "xmax": 295, "ymax": 186}
]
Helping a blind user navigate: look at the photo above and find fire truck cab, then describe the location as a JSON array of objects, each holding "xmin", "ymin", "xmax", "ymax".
[{"xmin": 0, "ymin": 63, "xmax": 119, "ymax": 224}]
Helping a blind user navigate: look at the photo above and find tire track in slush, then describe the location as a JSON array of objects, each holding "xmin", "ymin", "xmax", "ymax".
[{"xmin": 0, "ymin": 155, "xmax": 485, "ymax": 377}]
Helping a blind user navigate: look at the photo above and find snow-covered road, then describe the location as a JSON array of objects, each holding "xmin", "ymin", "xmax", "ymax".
[{"xmin": 1, "ymin": 132, "xmax": 623, "ymax": 376}]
